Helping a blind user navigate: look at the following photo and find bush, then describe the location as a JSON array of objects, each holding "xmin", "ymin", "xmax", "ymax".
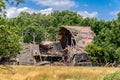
[{"xmin": 103, "ymin": 71, "xmax": 120, "ymax": 80}]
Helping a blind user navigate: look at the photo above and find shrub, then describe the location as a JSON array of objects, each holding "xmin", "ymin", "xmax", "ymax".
[{"xmin": 103, "ymin": 71, "xmax": 120, "ymax": 80}]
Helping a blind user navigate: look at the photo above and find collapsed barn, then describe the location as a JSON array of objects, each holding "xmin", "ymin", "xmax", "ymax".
[{"xmin": 17, "ymin": 26, "xmax": 95, "ymax": 66}]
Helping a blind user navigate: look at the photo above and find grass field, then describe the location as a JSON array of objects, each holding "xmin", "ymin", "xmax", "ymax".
[{"xmin": 0, "ymin": 65, "xmax": 119, "ymax": 80}]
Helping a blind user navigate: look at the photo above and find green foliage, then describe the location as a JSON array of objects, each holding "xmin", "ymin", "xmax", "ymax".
[
  {"xmin": 0, "ymin": 25, "xmax": 22, "ymax": 57},
  {"xmin": 10, "ymin": 12, "xmax": 57, "ymax": 42},
  {"xmin": 0, "ymin": 0, "xmax": 6, "ymax": 16},
  {"xmin": 103, "ymin": 72, "xmax": 120, "ymax": 80},
  {"xmin": 115, "ymin": 47, "xmax": 120, "ymax": 62},
  {"xmin": 23, "ymin": 26, "xmax": 45, "ymax": 43},
  {"xmin": 51, "ymin": 10, "xmax": 82, "ymax": 26},
  {"xmin": 0, "ymin": 0, "xmax": 5, "ymax": 11},
  {"xmin": 92, "ymin": 18, "xmax": 120, "ymax": 62},
  {"xmin": 0, "ymin": 0, "xmax": 23, "ymax": 16},
  {"xmin": 84, "ymin": 43, "xmax": 103, "ymax": 62},
  {"xmin": 0, "ymin": 0, "xmax": 23, "ymax": 57},
  {"xmin": 10, "ymin": 10, "xmax": 83, "ymax": 43},
  {"xmin": 0, "ymin": 16, "xmax": 6, "ymax": 25},
  {"xmin": 5, "ymin": 0, "xmax": 24, "ymax": 6}
]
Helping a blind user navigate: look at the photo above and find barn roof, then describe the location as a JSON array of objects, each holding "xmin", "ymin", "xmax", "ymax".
[
  {"xmin": 61, "ymin": 26, "xmax": 91, "ymax": 32},
  {"xmin": 59, "ymin": 26, "xmax": 93, "ymax": 35},
  {"xmin": 59, "ymin": 26, "xmax": 95, "ymax": 48}
]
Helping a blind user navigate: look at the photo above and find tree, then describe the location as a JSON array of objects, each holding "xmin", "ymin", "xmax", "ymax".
[
  {"xmin": 51, "ymin": 10, "xmax": 82, "ymax": 27},
  {"xmin": 0, "ymin": 0, "xmax": 5, "ymax": 11},
  {"xmin": 5, "ymin": 0, "xmax": 24, "ymax": 6},
  {"xmin": 115, "ymin": 47, "xmax": 120, "ymax": 62},
  {"xmin": 0, "ymin": 0, "xmax": 23, "ymax": 57},
  {"xmin": 0, "ymin": 0, "xmax": 24, "ymax": 16},
  {"xmin": 0, "ymin": 25, "xmax": 22, "ymax": 57},
  {"xmin": 8, "ymin": 12, "xmax": 57, "ymax": 42},
  {"xmin": 85, "ymin": 14, "xmax": 120, "ymax": 63},
  {"xmin": 84, "ymin": 43, "xmax": 103, "ymax": 62},
  {"xmin": 23, "ymin": 26, "xmax": 45, "ymax": 43}
]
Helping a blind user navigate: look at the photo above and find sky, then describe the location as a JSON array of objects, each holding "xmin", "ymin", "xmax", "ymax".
[{"xmin": 6, "ymin": 0, "xmax": 120, "ymax": 20}]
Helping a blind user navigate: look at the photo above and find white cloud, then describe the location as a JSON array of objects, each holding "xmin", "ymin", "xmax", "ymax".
[
  {"xmin": 6, "ymin": 7, "xmax": 53, "ymax": 18},
  {"xmin": 6, "ymin": 7, "xmax": 18, "ymax": 18},
  {"xmin": 40, "ymin": 8, "xmax": 53, "ymax": 14},
  {"xmin": 78, "ymin": 11, "xmax": 98, "ymax": 18},
  {"xmin": 32, "ymin": 0, "xmax": 75, "ymax": 10}
]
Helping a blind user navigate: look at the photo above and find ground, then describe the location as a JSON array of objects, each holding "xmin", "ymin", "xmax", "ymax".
[{"xmin": 0, "ymin": 65, "xmax": 119, "ymax": 80}]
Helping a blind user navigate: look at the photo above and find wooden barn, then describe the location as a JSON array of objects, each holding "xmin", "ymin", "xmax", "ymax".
[
  {"xmin": 59, "ymin": 26, "xmax": 95, "ymax": 49},
  {"xmin": 58, "ymin": 26, "xmax": 95, "ymax": 65},
  {"xmin": 17, "ymin": 26, "xmax": 94, "ymax": 66},
  {"xmin": 16, "ymin": 43, "xmax": 40, "ymax": 65}
]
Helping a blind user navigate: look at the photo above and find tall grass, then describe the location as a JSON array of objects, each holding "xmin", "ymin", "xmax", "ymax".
[{"xmin": 0, "ymin": 66, "xmax": 119, "ymax": 80}]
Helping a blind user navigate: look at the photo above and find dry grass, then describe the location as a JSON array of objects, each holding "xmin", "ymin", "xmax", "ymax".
[{"xmin": 0, "ymin": 65, "xmax": 119, "ymax": 80}]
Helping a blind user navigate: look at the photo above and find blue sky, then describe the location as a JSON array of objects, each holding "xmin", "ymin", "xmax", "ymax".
[{"xmin": 6, "ymin": 0, "xmax": 120, "ymax": 20}]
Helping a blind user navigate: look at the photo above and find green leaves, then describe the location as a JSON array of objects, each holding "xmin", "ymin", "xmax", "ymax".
[
  {"xmin": 84, "ymin": 43, "xmax": 103, "ymax": 62},
  {"xmin": 51, "ymin": 10, "xmax": 82, "ymax": 26},
  {"xmin": 9, "ymin": 12, "xmax": 58, "ymax": 42},
  {"xmin": 0, "ymin": 0, "xmax": 24, "ymax": 17},
  {"xmin": 85, "ymin": 14, "xmax": 120, "ymax": 63},
  {"xmin": 0, "ymin": 25, "xmax": 22, "ymax": 57},
  {"xmin": 115, "ymin": 47, "xmax": 120, "ymax": 62},
  {"xmin": 23, "ymin": 26, "xmax": 45, "ymax": 43}
]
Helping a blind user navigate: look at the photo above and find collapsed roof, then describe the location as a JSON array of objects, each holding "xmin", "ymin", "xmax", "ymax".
[{"xmin": 59, "ymin": 26, "xmax": 95, "ymax": 49}]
